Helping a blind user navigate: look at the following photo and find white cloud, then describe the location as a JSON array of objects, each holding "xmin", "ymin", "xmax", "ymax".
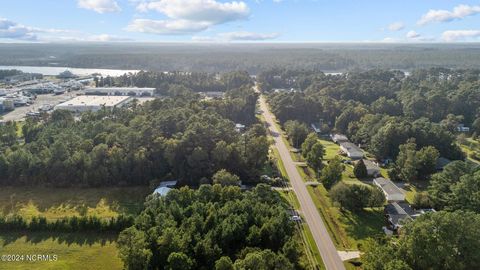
[
  {"xmin": 88, "ymin": 34, "xmax": 132, "ymax": 42},
  {"xmin": 0, "ymin": 18, "xmax": 37, "ymax": 40},
  {"xmin": 78, "ymin": 0, "xmax": 121, "ymax": 13},
  {"xmin": 219, "ymin": 31, "xmax": 279, "ymax": 41},
  {"xmin": 129, "ymin": 0, "xmax": 250, "ymax": 35},
  {"xmin": 418, "ymin": 4, "xmax": 480, "ymax": 25},
  {"xmin": 0, "ymin": 17, "xmax": 128, "ymax": 42},
  {"xmin": 406, "ymin": 30, "xmax": 420, "ymax": 39},
  {"xmin": 136, "ymin": 0, "xmax": 249, "ymax": 23},
  {"xmin": 380, "ymin": 37, "xmax": 397, "ymax": 43},
  {"xmin": 193, "ymin": 31, "xmax": 279, "ymax": 42},
  {"xmin": 126, "ymin": 19, "xmax": 211, "ymax": 34},
  {"xmin": 388, "ymin": 22, "xmax": 404, "ymax": 31},
  {"xmin": 442, "ymin": 30, "xmax": 480, "ymax": 42}
]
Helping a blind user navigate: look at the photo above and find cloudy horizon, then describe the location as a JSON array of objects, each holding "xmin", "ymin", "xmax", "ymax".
[{"xmin": 2, "ymin": 1, "xmax": 480, "ymax": 43}]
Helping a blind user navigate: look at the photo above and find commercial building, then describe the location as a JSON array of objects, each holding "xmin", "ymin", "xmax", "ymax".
[
  {"xmin": 373, "ymin": 177, "xmax": 405, "ymax": 202},
  {"xmin": 339, "ymin": 142, "xmax": 364, "ymax": 159},
  {"xmin": 54, "ymin": 95, "xmax": 131, "ymax": 113},
  {"xmin": 84, "ymin": 87, "xmax": 156, "ymax": 97}
]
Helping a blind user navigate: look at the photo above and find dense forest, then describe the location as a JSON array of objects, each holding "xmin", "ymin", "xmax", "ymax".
[
  {"xmin": 265, "ymin": 68, "xmax": 480, "ymax": 164},
  {"xmin": 96, "ymin": 70, "xmax": 252, "ymax": 95},
  {"xmin": 117, "ymin": 184, "xmax": 300, "ymax": 270},
  {"xmin": 3, "ymin": 43, "xmax": 480, "ymax": 73},
  {"xmin": 0, "ymin": 79, "xmax": 268, "ymax": 187}
]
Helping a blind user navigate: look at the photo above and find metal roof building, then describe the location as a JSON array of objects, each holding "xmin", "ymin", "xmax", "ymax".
[
  {"xmin": 339, "ymin": 142, "xmax": 364, "ymax": 159},
  {"xmin": 373, "ymin": 177, "xmax": 405, "ymax": 202},
  {"xmin": 331, "ymin": 134, "xmax": 349, "ymax": 143},
  {"xmin": 54, "ymin": 95, "xmax": 131, "ymax": 113},
  {"xmin": 384, "ymin": 202, "xmax": 415, "ymax": 230},
  {"xmin": 362, "ymin": 159, "xmax": 381, "ymax": 177}
]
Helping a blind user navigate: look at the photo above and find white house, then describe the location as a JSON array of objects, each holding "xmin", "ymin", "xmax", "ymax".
[
  {"xmin": 362, "ymin": 159, "xmax": 381, "ymax": 177},
  {"xmin": 331, "ymin": 134, "xmax": 349, "ymax": 144},
  {"xmin": 339, "ymin": 142, "xmax": 364, "ymax": 160},
  {"xmin": 373, "ymin": 177, "xmax": 405, "ymax": 202}
]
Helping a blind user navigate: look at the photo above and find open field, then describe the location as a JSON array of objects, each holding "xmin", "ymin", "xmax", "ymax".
[
  {"xmin": 0, "ymin": 232, "xmax": 122, "ymax": 270},
  {"xmin": 0, "ymin": 187, "xmax": 150, "ymax": 220}
]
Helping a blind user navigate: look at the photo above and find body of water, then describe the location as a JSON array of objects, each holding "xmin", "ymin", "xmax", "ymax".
[{"xmin": 0, "ymin": 65, "xmax": 140, "ymax": 77}]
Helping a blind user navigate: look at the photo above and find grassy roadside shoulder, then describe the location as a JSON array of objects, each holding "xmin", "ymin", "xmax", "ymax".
[
  {"xmin": 259, "ymin": 107, "xmax": 324, "ymax": 269},
  {"xmin": 264, "ymin": 110, "xmax": 385, "ymax": 252},
  {"xmin": 271, "ymin": 145, "xmax": 324, "ymax": 269}
]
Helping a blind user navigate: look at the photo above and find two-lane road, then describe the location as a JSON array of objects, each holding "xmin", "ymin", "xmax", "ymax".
[{"xmin": 259, "ymin": 95, "xmax": 345, "ymax": 270}]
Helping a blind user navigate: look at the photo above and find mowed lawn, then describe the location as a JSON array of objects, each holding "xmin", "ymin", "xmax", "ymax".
[
  {"xmin": 301, "ymin": 139, "xmax": 385, "ymax": 251},
  {"xmin": 0, "ymin": 186, "xmax": 150, "ymax": 220},
  {"xmin": 0, "ymin": 232, "xmax": 122, "ymax": 270}
]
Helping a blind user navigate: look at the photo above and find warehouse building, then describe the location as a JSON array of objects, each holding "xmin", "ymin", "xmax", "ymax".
[
  {"xmin": 84, "ymin": 87, "xmax": 156, "ymax": 97},
  {"xmin": 54, "ymin": 95, "xmax": 131, "ymax": 113}
]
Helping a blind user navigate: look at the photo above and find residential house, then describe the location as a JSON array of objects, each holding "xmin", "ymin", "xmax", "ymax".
[
  {"xmin": 362, "ymin": 159, "xmax": 381, "ymax": 177},
  {"xmin": 331, "ymin": 134, "xmax": 349, "ymax": 144},
  {"xmin": 339, "ymin": 142, "xmax": 364, "ymax": 160},
  {"xmin": 384, "ymin": 202, "xmax": 415, "ymax": 231},
  {"xmin": 384, "ymin": 202, "xmax": 436, "ymax": 231},
  {"xmin": 373, "ymin": 177, "xmax": 405, "ymax": 201}
]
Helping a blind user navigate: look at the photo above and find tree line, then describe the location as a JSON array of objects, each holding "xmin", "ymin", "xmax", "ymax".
[
  {"xmin": 265, "ymin": 68, "xmax": 478, "ymax": 168},
  {"xmin": 0, "ymin": 215, "xmax": 133, "ymax": 233},
  {"xmin": 95, "ymin": 70, "xmax": 252, "ymax": 96}
]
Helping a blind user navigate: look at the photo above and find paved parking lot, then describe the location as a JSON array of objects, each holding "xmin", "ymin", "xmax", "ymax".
[{"xmin": 1, "ymin": 92, "xmax": 76, "ymax": 121}]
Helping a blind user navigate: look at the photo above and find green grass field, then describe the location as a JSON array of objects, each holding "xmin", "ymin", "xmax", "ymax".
[
  {"xmin": 319, "ymin": 139, "xmax": 340, "ymax": 161},
  {"xmin": 0, "ymin": 187, "xmax": 150, "ymax": 220},
  {"xmin": 0, "ymin": 232, "xmax": 122, "ymax": 270}
]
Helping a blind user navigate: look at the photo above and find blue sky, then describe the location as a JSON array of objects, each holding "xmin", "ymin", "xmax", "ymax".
[{"xmin": 1, "ymin": 0, "xmax": 480, "ymax": 42}]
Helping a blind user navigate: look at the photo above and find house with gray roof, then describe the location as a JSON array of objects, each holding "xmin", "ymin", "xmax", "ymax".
[
  {"xmin": 384, "ymin": 202, "xmax": 415, "ymax": 230},
  {"xmin": 331, "ymin": 134, "xmax": 349, "ymax": 144},
  {"xmin": 373, "ymin": 177, "xmax": 405, "ymax": 201},
  {"xmin": 339, "ymin": 142, "xmax": 364, "ymax": 160},
  {"xmin": 362, "ymin": 159, "xmax": 381, "ymax": 177}
]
